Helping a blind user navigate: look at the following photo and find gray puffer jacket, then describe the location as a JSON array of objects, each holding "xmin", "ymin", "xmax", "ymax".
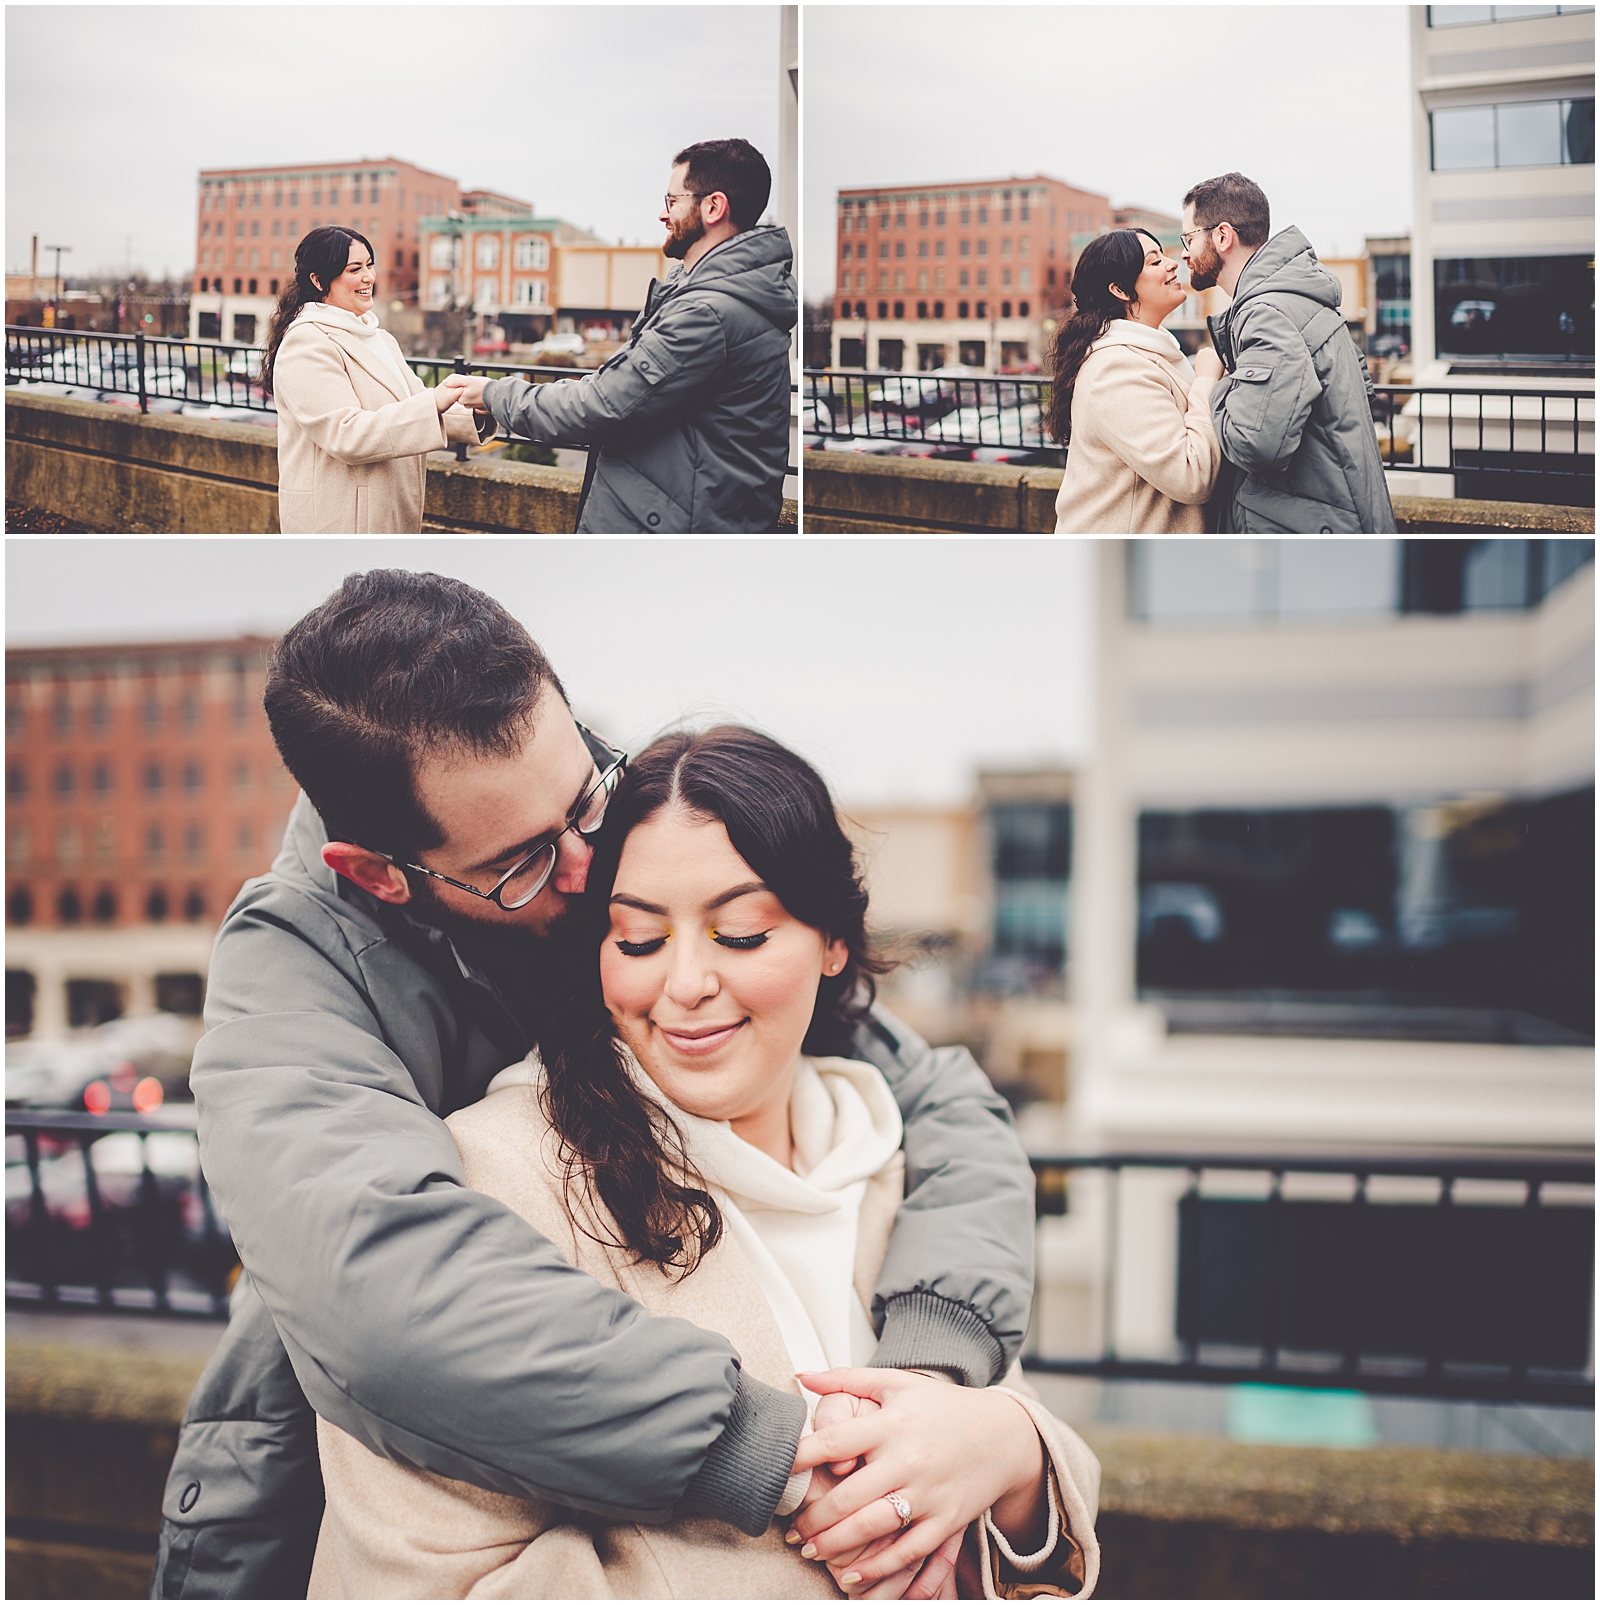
[
  {"xmin": 151, "ymin": 794, "xmax": 1035, "ymax": 1598},
  {"xmin": 484, "ymin": 226, "xmax": 795, "ymax": 532},
  {"xmin": 1207, "ymin": 226, "xmax": 1396, "ymax": 533}
]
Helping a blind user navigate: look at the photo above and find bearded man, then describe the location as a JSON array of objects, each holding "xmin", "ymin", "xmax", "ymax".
[
  {"xmin": 1181, "ymin": 171, "xmax": 1396, "ymax": 534},
  {"xmin": 455, "ymin": 139, "xmax": 794, "ymax": 533}
]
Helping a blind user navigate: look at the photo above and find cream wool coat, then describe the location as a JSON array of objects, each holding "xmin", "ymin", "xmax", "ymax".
[
  {"xmin": 272, "ymin": 307, "xmax": 490, "ymax": 534},
  {"xmin": 308, "ymin": 1064, "xmax": 1101, "ymax": 1600},
  {"xmin": 1053, "ymin": 319, "xmax": 1220, "ymax": 534}
]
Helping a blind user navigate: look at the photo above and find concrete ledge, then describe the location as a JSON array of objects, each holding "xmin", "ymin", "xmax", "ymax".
[
  {"xmin": 6, "ymin": 391, "xmax": 797, "ymax": 534},
  {"xmin": 6, "ymin": 393, "xmax": 282, "ymax": 533},
  {"xmin": 803, "ymin": 451, "xmax": 1596, "ymax": 536},
  {"xmin": 7, "ymin": 1333, "xmax": 1591, "ymax": 1599}
]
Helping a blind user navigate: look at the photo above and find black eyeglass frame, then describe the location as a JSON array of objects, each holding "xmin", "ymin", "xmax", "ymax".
[
  {"xmin": 1180, "ymin": 222, "xmax": 1228, "ymax": 250},
  {"xmin": 380, "ymin": 724, "xmax": 627, "ymax": 911}
]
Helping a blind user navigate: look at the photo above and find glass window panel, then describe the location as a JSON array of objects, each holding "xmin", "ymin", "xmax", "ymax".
[
  {"xmin": 1432, "ymin": 106, "xmax": 1496, "ymax": 169},
  {"xmin": 1133, "ymin": 540, "xmax": 1266, "ymax": 622},
  {"xmin": 1565, "ymin": 97, "xmax": 1595, "ymax": 163},
  {"xmin": 1430, "ymin": 5, "xmax": 1493, "ymax": 22},
  {"xmin": 1496, "ymin": 100, "xmax": 1563, "ymax": 166},
  {"xmin": 1463, "ymin": 540, "xmax": 1532, "ymax": 609},
  {"xmin": 1277, "ymin": 541, "xmax": 1400, "ymax": 616},
  {"xmin": 1495, "ymin": 3, "xmax": 1559, "ymax": 15}
]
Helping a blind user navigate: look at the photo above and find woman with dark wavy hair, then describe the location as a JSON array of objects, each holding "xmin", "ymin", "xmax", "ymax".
[
  {"xmin": 263, "ymin": 226, "xmax": 490, "ymax": 533},
  {"xmin": 307, "ymin": 725, "xmax": 1102, "ymax": 1601},
  {"xmin": 1050, "ymin": 228, "xmax": 1224, "ymax": 534}
]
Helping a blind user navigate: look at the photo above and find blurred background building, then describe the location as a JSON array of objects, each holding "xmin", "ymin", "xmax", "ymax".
[
  {"xmin": 5, "ymin": 637, "xmax": 291, "ymax": 1049},
  {"xmin": 1408, "ymin": 4, "xmax": 1594, "ymax": 388}
]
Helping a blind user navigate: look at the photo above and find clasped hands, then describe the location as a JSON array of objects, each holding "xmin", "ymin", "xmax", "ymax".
[
  {"xmin": 785, "ymin": 1367, "xmax": 1047, "ymax": 1600},
  {"xmin": 430, "ymin": 373, "xmax": 492, "ymax": 414}
]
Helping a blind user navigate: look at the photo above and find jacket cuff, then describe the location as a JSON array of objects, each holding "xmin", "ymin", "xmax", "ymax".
[
  {"xmin": 672, "ymin": 1370, "xmax": 806, "ymax": 1537},
  {"xmin": 869, "ymin": 1290, "xmax": 1006, "ymax": 1387}
]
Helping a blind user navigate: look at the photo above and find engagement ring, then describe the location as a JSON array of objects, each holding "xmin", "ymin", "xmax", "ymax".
[{"xmin": 884, "ymin": 1491, "xmax": 913, "ymax": 1530}]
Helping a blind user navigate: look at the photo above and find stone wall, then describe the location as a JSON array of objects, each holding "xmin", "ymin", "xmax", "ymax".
[
  {"xmin": 804, "ymin": 452, "xmax": 1597, "ymax": 536},
  {"xmin": 6, "ymin": 1329, "xmax": 1592, "ymax": 1600},
  {"xmin": 4, "ymin": 392, "xmax": 797, "ymax": 534}
]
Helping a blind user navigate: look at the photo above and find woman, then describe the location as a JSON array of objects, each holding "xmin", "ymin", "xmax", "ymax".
[
  {"xmin": 1050, "ymin": 228, "xmax": 1224, "ymax": 534},
  {"xmin": 308, "ymin": 727, "xmax": 1100, "ymax": 1600},
  {"xmin": 263, "ymin": 226, "xmax": 491, "ymax": 533}
]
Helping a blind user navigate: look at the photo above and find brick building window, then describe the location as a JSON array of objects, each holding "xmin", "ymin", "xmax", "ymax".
[
  {"xmin": 184, "ymin": 889, "xmax": 207, "ymax": 922},
  {"xmin": 92, "ymin": 887, "xmax": 117, "ymax": 924},
  {"xmin": 9, "ymin": 887, "xmax": 34, "ymax": 925},
  {"xmin": 146, "ymin": 887, "xmax": 169, "ymax": 922},
  {"xmin": 147, "ymin": 824, "xmax": 165, "ymax": 862},
  {"xmin": 89, "ymin": 700, "xmax": 108, "ymax": 735},
  {"xmin": 53, "ymin": 763, "xmax": 74, "ymax": 797},
  {"xmin": 144, "ymin": 762, "xmax": 163, "ymax": 795},
  {"xmin": 58, "ymin": 887, "xmax": 83, "ymax": 925},
  {"xmin": 6, "ymin": 766, "xmax": 25, "ymax": 798},
  {"xmin": 182, "ymin": 761, "xmax": 202, "ymax": 793}
]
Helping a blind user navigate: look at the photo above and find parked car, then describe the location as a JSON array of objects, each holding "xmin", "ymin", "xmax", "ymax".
[{"xmin": 534, "ymin": 333, "xmax": 587, "ymax": 357}]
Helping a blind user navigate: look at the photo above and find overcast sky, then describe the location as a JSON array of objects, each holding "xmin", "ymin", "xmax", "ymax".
[
  {"xmin": 804, "ymin": 3, "xmax": 1413, "ymax": 299},
  {"xmin": 6, "ymin": 4, "xmax": 781, "ymax": 280},
  {"xmin": 4, "ymin": 539, "xmax": 1094, "ymax": 807}
]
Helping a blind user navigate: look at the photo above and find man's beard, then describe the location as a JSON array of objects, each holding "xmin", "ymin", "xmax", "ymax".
[
  {"xmin": 404, "ymin": 874, "xmax": 581, "ymax": 972},
  {"xmin": 663, "ymin": 207, "xmax": 706, "ymax": 261},
  {"xmin": 1186, "ymin": 239, "xmax": 1222, "ymax": 293}
]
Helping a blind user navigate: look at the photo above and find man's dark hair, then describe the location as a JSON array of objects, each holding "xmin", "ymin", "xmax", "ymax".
[
  {"xmin": 264, "ymin": 570, "xmax": 565, "ymax": 856},
  {"xmin": 673, "ymin": 138, "xmax": 771, "ymax": 231},
  {"xmin": 1183, "ymin": 172, "xmax": 1271, "ymax": 249}
]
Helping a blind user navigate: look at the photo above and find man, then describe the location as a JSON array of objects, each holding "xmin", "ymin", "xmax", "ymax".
[
  {"xmin": 1181, "ymin": 172, "xmax": 1396, "ymax": 533},
  {"xmin": 456, "ymin": 139, "xmax": 794, "ymax": 533},
  {"xmin": 153, "ymin": 569, "xmax": 1037, "ymax": 1597}
]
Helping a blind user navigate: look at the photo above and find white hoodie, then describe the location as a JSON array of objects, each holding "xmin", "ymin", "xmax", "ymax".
[{"xmin": 292, "ymin": 301, "xmax": 414, "ymax": 400}]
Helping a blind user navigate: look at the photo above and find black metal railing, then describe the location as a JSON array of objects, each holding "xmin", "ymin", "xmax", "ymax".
[
  {"xmin": 804, "ymin": 369, "xmax": 1058, "ymax": 464},
  {"xmin": 6, "ymin": 1110, "xmax": 234, "ymax": 1319},
  {"xmin": 804, "ymin": 368, "xmax": 1597, "ymax": 500},
  {"xmin": 1023, "ymin": 1151, "xmax": 1595, "ymax": 1407},
  {"xmin": 7, "ymin": 328, "xmax": 800, "ymax": 482}
]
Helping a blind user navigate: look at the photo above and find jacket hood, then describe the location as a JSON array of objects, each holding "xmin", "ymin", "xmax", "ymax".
[
  {"xmin": 1231, "ymin": 226, "xmax": 1342, "ymax": 315},
  {"xmin": 1089, "ymin": 318, "xmax": 1188, "ymax": 366},
  {"xmin": 667, "ymin": 224, "xmax": 797, "ymax": 334},
  {"xmin": 294, "ymin": 302, "xmax": 386, "ymax": 338}
]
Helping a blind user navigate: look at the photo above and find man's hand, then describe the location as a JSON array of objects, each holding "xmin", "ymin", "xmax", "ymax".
[
  {"xmin": 1194, "ymin": 346, "xmax": 1225, "ymax": 383},
  {"xmin": 450, "ymin": 374, "xmax": 491, "ymax": 412}
]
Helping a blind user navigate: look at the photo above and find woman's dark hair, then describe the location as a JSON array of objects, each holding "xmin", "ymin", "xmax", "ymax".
[
  {"xmin": 260, "ymin": 225, "xmax": 374, "ymax": 395},
  {"xmin": 538, "ymin": 724, "xmax": 892, "ymax": 1273},
  {"xmin": 1046, "ymin": 228, "xmax": 1162, "ymax": 445}
]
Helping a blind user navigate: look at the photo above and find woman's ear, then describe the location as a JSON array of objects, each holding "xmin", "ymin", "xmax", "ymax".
[
  {"xmin": 309, "ymin": 274, "xmax": 323, "ymax": 294},
  {"xmin": 1108, "ymin": 283, "xmax": 1130, "ymax": 305},
  {"xmin": 821, "ymin": 937, "xmax": 849, "ymax": 978}
]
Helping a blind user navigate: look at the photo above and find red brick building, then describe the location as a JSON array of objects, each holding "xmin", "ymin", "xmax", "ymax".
[
  {"xmin": 5, "ymin": 637, "xmax": 295, "ymax": 1038},
  {"xmin": 190, "ymin": 157, "xmax": 461, "ymax": 347},
  {"xmin": 830, "ymin": 175, "xmax": 1114, "ymax": 372}
]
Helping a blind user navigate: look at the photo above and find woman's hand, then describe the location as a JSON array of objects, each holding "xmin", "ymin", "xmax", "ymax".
[
  {"xmin": 1194, "ymin": 346, "xmax": 1225, "ymax": 382},
  {"xmin": 433, "ymin": 374, "xmax": 469, "ymax": 413},
  {"xmin": 787, "ymin": 1368, "xmax": 1046, "ymax": 1594}
]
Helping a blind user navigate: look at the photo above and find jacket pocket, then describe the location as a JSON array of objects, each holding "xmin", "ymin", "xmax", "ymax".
[{"xmin": 1236, "ymin": 478, "xmax": 1363, "ymax": 534}]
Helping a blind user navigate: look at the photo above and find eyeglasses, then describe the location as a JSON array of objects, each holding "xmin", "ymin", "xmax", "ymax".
[
  {"xmin": 663, "ymin": 190, "xmax": 705, "ymax": 211},
  {"xmin": 1180, "ymin": 224, "xmax": 1225, "ymax": 250},
  {"xmin": 383, "ymin": 724, "xmax": 627, "ymax": 912}
]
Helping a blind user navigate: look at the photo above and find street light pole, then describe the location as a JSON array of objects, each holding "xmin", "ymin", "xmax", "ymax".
[{"xmin": 44, "ymin": 243, "xmax": 71, "ymax": 306}]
